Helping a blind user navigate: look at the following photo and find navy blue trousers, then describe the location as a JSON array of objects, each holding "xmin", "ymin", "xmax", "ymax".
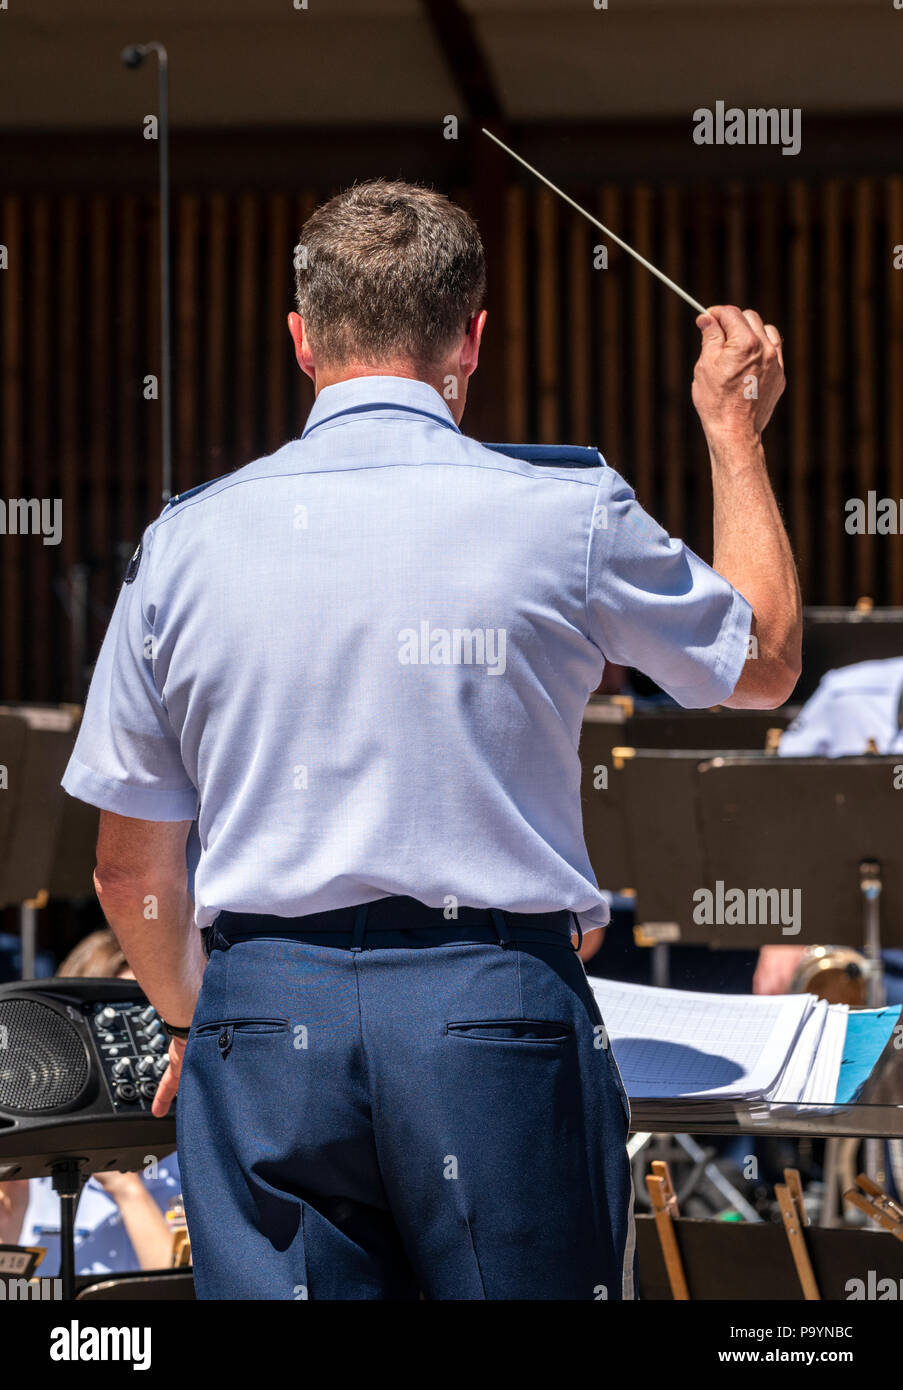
[{"xmin": 177, "ymin": 904, "xmax": 636, "ymax": 1300}]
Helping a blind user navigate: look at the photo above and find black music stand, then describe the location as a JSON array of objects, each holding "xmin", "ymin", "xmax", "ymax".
[
  {"xmin": 76, "ymin": 1269, "xmax": 194, "ymax": 1300},
  {"xmin": 52, "ymin": 1159, "xmax": 86, "ymax": 1302},
  {"xmin": 611, "ymin": 747, "xmax": 710, "ymax": 982},
  {"xmin": 696, "ymin": 755, "xmax": 903, "ymax": 976},
  {"xmin": 580, "ymin": 700, "xmax": 635, "ymax": 895},
  {"xmin": 613, "ymin": 750, "xmax": 903, "ymax": 965},
  {"xmin": 798, "ymin": 605, "xmax": 903, "ymax": 701},
  {"xmin": 636, "ymin": 1212, "xmax": 903, "ymax": 1299},
  {"xmin": 626, "ymin": 706, "xmax": 793, "ymax": 751},
  {"xmin": 694, "ymin": 753, "xmax": 903, "ymax": 1185},
  {"xmin": 608, "ymin": 750, "xmax": 903, "ymax": 1196},
  {"xmin": 0, "ymin": 705, "xmax": 94, "ymax": 978}
]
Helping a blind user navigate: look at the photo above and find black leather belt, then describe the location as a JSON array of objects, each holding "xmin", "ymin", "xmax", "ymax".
[{"xmin": 204, "ymin": 896, "xmax": 579, "ymax": 954}]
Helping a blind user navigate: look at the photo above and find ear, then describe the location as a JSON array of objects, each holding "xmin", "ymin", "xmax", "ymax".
[
  {"xmin": 460, "ymin": 308, "xmax": 487, "ymax": 379},
  {"xmin": 287, "ymin": 312, "xmax": 316, "ymax": 382}
]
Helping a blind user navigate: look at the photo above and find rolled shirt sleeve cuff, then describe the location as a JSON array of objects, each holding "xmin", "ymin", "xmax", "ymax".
[
  {"xmin": 61, "ymin": 757, "xmax": 199, "ymax": 822},
  {"xmin": 664, "ymin": 585, "xmax": 754, "ymax": 709}
]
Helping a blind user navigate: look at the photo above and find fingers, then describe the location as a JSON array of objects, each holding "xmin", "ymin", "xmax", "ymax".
[
  {"xmin": 741, "ymin": 308, "xmax": 769, "ymax": 341},
  {"xmin": 151, "ymin": 1061, "xmax": 178, "ymax": 1117},
  {"xmin": 764, "ymin": 321, "xmax": 784, "ymax": 369},
  {"xmin": 702, "ymin": 305, "xmax": 783, "ymax": 362},
  {"xmin": 698, "ymin": 305, "xmax": 760, "ymax": 350},
  {"xmin": 741, "ymin": 308, "xmax": 782, "ymax": 360},
  {"xmin": 707, "ymin": 305, "xmax": 753, "ymax": 335}
]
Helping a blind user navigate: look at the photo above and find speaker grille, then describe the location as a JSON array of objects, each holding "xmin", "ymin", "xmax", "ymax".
[{"xmin": 0, "ymin": 1000, "xmax": 89, "ymax": 1112}]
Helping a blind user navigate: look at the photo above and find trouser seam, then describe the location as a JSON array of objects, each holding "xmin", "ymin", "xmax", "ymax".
[{"xmin": 463, "ymin": 1215, "xmax": 487, "ymax": 1300}]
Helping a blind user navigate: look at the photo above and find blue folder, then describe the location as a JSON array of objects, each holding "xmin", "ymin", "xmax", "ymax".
[{"xmin": 834, "ymin": 1006, "xmax": 902, "ymax": 1104}]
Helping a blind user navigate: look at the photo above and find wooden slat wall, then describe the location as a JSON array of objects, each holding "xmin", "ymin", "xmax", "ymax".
[
  {"xmin": 2, "ymin": 196, "xmax": 23, "ymax": 696},
  {"xmin": 598, "ymin": 186, "xmax": 623, "ymax": 471},
  {"xmin": 29, "ymin": 197, "xmax": 51, "ymax": 698},
  {"xmin": 854, "ymin": 179, "xmax": 877, "ymax": 601},
  {"xmin": 503, "ymin": 185, "xmax": 528, "ymax": 442},
  {"xmin": 822, "ymin": 181, "xmax": 845, "ymax": 605},
  {"xmin": 888, "ymin": 177, "xmax": 903, "ymax": 604},
  {"xmin": 1, "ymin": 174, "xmax": 902, "ymax": 701},
  {"xmin": 661, "ymin": 184, "xmax": 686, "ymax": 544}
]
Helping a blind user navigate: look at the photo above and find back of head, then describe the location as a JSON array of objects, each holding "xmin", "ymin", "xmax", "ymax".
[
  {"xmin": 58, "ymin": 927, "xmax": 128, "ymax": 979},
  {"xmin": 294, "ymin": 179, "xmax": 486, "ymax": 374}
]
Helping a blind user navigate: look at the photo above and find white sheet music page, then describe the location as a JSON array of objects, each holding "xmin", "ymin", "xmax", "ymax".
[{"xmin": 589, "ymin": 978, "xmax": 814, "ymax": 1100}]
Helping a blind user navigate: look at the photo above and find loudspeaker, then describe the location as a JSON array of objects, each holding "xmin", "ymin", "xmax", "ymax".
[{"xmin": 0, "ymin": 978, "xmax": 177, "ymax": 1180}]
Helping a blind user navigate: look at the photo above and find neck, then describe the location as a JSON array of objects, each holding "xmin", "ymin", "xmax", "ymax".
[{"xmin": 313, "ymin": 362, "xmax": 444, "ymax": 397}]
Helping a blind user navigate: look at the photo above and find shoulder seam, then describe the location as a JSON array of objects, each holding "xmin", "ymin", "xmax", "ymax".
[{"xmin": 152, "ymin": 457, "xmax": 603, "ymax": 528}]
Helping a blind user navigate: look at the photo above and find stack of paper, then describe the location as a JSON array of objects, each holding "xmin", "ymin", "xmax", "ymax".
[{"xmin": 589, "ymin": 977, "xmax": 851, "ymax": 1121}]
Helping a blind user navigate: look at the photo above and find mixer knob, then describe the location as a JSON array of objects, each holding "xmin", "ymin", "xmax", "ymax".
[
  {"xmin": 154, "ymin": 1054, "xmax": 169, "ymax": 1075},
  {"xmin": 139, "ymin": 1005, "xmax": 157, "ymax": 1024},
  {"xmin": 111, "ymin": 1059, "xmax": 132, "ymax": 1078},
  {"xmin": 143, "ymin": 1018, "xmax": 163, "ymax": 1037},
  {"xmin": 136, "ymin": 1055, "xmax": 156, "ymax": 1075},
  {"xmin": 100, "ymin": 1006, "xmax": 117, "ymax": 1022},
  {"xmin": 149, "ymin": 1034, "xmax": 166, "ymax": 1052}
]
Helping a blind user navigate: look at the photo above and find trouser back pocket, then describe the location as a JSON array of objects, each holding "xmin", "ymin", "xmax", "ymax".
[
  {"xmin": 194, "ymin": 1018, "xmax": 289, "ymax": 1058},
  {"xmin": 446, "ymin": 1019, "xmax": 573, "ymax": 1043}
]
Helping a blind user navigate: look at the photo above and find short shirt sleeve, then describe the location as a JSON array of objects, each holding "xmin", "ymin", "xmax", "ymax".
[
  {"xmin": 586, "ymin": 465, "xmax": 752, "ymax": 708},
  {"xmin": 61, "ymin": 529, "xmax": 199, "ymax": 821}
]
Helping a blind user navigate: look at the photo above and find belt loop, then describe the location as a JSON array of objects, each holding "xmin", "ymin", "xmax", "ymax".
[
  {"xmin": 203, "ymin": 917, "xmax": 231, "ymax": 957},
  {"xmin": 489, "ymin": 909, "xmax": 513, "ymax": 948},
  {"xmin": 571, "ymin": 913, "xmax": 584, "ymax": 953},
  {"xmin": 350, "ymin": 903, "xmax": 369, "ymax": 953}
]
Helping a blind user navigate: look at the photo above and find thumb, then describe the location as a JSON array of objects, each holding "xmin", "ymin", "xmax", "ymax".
[{"xmin": 696, "ymin": 306, "xmax": 725, "ymax": 344}]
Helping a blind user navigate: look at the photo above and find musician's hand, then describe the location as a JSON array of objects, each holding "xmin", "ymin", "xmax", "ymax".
[
  {"xmin": 753, "ymin": 944, "xmax": 805, "ymax": 995},
  {"xmin": 692, "ymin": 305, "xmax": 784, "ymax": 442},
  {"xmin": 152, "ymin": 1036, "xmax": 187, "ymax": 1117},
  {"xmin": 93, "ymin": 1168, "xmax": 145, "ymax": 1199},
  {"xmin": 0, "ymin": 1178, "xmax": 29, "ymax": 1246}
]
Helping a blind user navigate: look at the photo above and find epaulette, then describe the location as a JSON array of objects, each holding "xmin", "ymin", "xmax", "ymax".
[
  {"xmin": 481, "ymin": 443, "xmax": 601, "ymax": 469},
  {"xmin": 125, "ymin": 473, "xmax": 230, "ymax": 582},
  {"xmin": 165, "ymin": 473, "xmax": 230, "ymax": 509}
]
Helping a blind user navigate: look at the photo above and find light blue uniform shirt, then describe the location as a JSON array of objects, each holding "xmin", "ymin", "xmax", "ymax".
[
  {"xmin": 779, "ymin": 657, "xmax": 903, "ymax": 758},
  {"xmin": 62, "ymin": 376, "xmax": 751, "ymax": 932}
]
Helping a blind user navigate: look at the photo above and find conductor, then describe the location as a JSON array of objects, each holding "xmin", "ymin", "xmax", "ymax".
[{"xmin": 62, "ymin": 180, "xmax": 801, "ymax": 1299}]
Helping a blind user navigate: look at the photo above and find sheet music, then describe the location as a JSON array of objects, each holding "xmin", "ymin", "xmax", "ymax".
[
  {"xmin": 590, "ymin": 977, "xmax": 814, "ymax": 1101},
  {"xmin": 800, "ymin": 1004, "xmax": 848, "ymax": 1105},
  {"xmin": 769, "ymin": 998, "xmax": 827, "ymax": 1104}
]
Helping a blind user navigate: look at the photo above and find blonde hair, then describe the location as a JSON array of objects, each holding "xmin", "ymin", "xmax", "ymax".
[{"xmin": 58, "ymin": 928, "xmax": 128, "ymax": 979}]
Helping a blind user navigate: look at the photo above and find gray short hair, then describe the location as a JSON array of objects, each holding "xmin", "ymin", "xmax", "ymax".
[{"xmin": 294, "ymin": 180, "xmax": 486, "ymax": 371}]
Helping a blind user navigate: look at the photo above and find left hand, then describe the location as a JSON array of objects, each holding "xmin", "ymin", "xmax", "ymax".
[
  {"xmin": 152, "ymin": 1037, "xmax": 188, "ymax": 1118},
  {"xmin": 93, "ymin": 1169, "xmax": 144, "ymax": 1200}
]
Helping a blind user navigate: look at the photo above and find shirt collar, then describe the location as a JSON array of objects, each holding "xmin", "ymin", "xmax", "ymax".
[{"xmin": 300, "ymin": 375, "xmax": 461, "ymax": 439}]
